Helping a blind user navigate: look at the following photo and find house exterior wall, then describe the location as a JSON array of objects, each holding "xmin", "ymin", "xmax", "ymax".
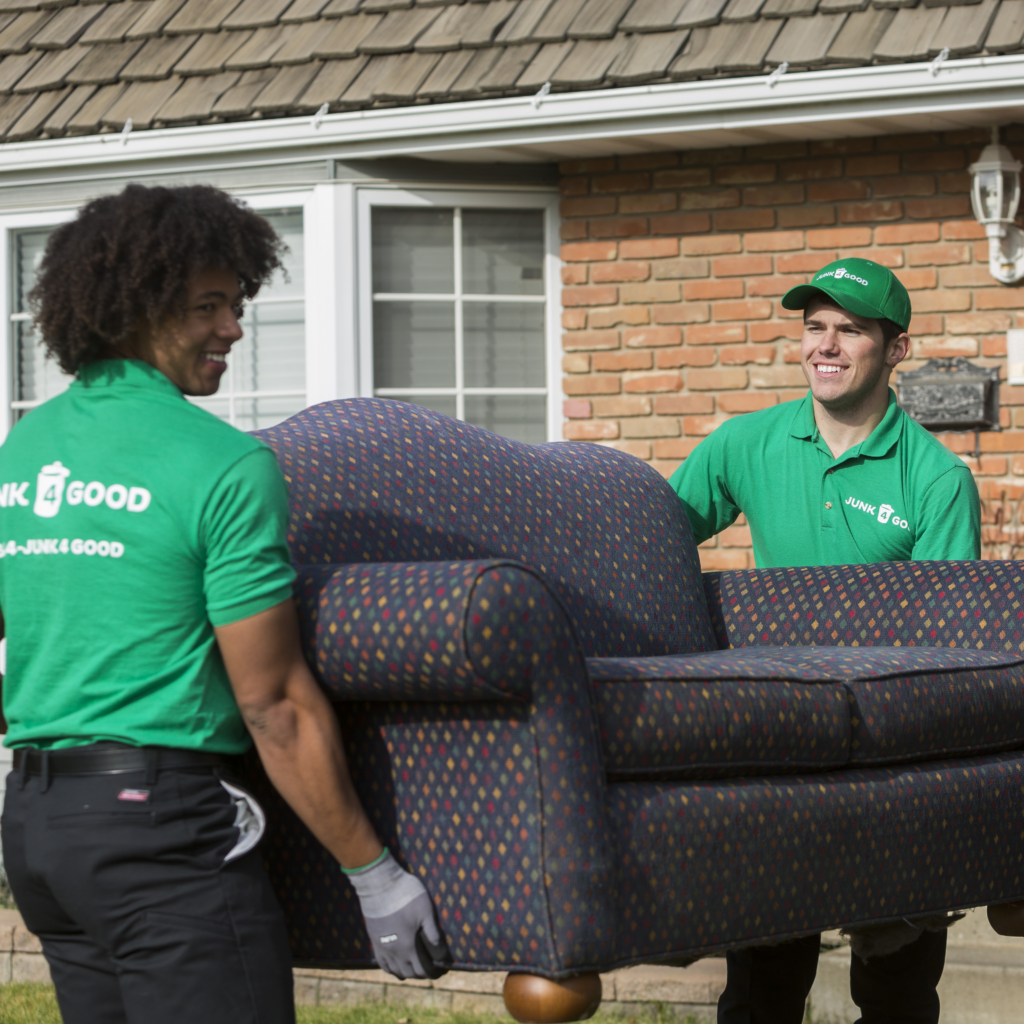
[{"xmin": 557, "ymin": 126, "xmax": 1024, "ymax": 569}]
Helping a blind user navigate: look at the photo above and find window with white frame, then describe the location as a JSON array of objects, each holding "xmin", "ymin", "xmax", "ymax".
[
  {"xmin": 9, "ymin": 208, "xmax": 306, "ymax": 433},
  {"xmin": 368, "ymin": 200, "xmax": 553, "ymax": 444}
]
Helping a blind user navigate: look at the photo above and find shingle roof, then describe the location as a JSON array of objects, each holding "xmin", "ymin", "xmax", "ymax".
[{"xmin": 0, "ymin": 0, "xmax": 1016, "ymax": 143}]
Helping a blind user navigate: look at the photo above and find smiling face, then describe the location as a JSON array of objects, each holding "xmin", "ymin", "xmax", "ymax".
[
  {"xmin": 133, "ymin": 267, "xmax": 245, "ymax": 396},
  {"xmin": 800, "ymin": 295, "xmax": 909, "ymax": 413}
]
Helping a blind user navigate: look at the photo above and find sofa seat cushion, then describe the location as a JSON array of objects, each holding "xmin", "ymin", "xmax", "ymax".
[{"xmin": 590, "ymin": 646, "xmax": 1024, "ymax": 780}]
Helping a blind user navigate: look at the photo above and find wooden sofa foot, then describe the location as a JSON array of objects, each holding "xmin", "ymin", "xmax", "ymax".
[{"xmin": 503, "ymin": 972, "xmax": 602, "ymax": 1023}]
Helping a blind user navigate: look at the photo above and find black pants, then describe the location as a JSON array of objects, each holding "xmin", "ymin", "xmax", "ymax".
[
  {"xmin": 718, "ymin": 928, "xmax": 947, "ymax": 1024},
  {"xmin": 2, "ymin": 764, "xmax": 295, "ymax": 1024}
]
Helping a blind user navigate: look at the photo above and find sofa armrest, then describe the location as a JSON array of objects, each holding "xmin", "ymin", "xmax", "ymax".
[{"xmin": 703, "ymin": 560, "xmax": 1024, "ymax": 652}]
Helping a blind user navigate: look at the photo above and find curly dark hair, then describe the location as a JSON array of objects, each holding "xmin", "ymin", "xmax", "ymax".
[{"xmin": 30, "ymin": 184, "xmax": 286, "ymax": 375}]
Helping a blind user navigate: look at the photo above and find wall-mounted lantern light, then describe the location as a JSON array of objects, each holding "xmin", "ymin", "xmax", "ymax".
[{"xmin": 970, "ymin": 127, "xmax": 1024, "ymax": 284}]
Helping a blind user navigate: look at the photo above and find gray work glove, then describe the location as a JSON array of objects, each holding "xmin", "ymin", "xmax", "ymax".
[{"xmin": 344, "ymin": 848, "xmax": 451, "ymax": 980}]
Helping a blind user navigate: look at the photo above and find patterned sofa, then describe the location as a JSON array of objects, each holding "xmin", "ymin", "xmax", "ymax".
[{"xmin": 246, "ymin": 397, "xmax": 1024, "ymax": 988}]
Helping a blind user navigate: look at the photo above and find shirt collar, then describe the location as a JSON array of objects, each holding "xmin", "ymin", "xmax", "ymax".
[
  {"xmin": 73, "ymin": 359, "xmax": 183, "ymax": 398},
  {"xmin": 789, "ymin": 388, "xmax": 903, "ymax": 463}
]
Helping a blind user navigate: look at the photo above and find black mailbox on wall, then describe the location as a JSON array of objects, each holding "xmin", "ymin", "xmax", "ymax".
[{"xmin": 898, "ymin": 357, "xmax": 1001, "ymax": 433}]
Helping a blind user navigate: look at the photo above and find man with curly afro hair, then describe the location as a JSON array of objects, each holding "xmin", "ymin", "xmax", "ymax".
[{"xmin": 0, "ymin": 184, "xmax": 448, "ymax": 1024}]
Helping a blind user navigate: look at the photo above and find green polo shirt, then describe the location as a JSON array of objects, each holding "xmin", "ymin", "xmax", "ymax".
[
  {"xmin": 0, "ymin": 359, "xmax": 296, "ymax": 752},
  {"xmin": 670, "ymin": 389, "xmax": 980, "ymax": 568}
]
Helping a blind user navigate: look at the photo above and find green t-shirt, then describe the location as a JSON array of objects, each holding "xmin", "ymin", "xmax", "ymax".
[
  {"xmin": 0, "ymin": 360, "xmax": 296, "ymax": 752},
  {"xmin": 669, "ymin": 389, "xmax": 980, "ymax": 568}
]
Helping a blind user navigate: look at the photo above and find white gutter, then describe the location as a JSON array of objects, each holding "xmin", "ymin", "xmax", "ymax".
[{"xmin": 0, "ymin": 53, "xmax": 1022, "ymax": 176}]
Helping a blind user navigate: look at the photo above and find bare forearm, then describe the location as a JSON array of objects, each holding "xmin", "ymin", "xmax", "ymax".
[{"xmin": 243, "ymin": 667, "xmax": 382, "ymax": 870}]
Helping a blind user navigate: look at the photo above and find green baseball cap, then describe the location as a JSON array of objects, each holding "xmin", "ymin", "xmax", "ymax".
[{"xmin": 781, "ymin": 257, "xmax": 911, "ymax": 332}]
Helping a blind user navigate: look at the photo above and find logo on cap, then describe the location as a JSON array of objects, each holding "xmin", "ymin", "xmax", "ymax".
[{"xmin": 816, "ymin": 266, "xmax": 869, "ymax": 287}]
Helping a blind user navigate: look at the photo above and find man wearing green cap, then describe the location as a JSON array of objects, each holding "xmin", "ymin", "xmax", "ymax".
[{"xmin": 669, "ymin": 257, "xmax": 980, "ymax": 1023}]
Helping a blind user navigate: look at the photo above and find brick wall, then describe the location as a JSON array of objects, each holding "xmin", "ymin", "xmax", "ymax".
[{"xmin": 558, "ymin": 126, "xmax": 1024, "ymax": 569}]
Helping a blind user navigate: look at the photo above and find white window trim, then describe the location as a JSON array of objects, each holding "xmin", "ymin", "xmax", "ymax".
[{"xmin": 354, "ymin": 187, "xmax": 562, "ymax": 442}]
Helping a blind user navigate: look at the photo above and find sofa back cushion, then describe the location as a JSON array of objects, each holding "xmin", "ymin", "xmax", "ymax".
[{"xmin": 256, "ymin": 398, "xmax": 715, "ymax": 658}]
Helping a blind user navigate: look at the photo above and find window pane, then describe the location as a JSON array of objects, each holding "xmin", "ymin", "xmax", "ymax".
[
  {"xmin": 462, "ymin": 209, "xmax": 544, "ymax": 296},
  {"xmin": 464, "ymin": 302, "xmax": 545, "ymax": 388},
  {"xmin": 373, "ymin": 208, "xmax": 454, "ymax": 294},
  {"xmin": 259, "ymin": 209, "xmax": 304, "ymax": 300},
  {"xmin": 233, "ymin": 395, "xmax": 307, "ymax": 433},
  {"xmin": 465, "ymin": 395, "xmax": 547, "ymax": 445},
  {"xmin": 373, "ymin": 301, "xmax": 455, "ymax": 388},
  {"xmin": 236, "ymin": 301, "xmax": 305, "ymax": 393},
  {"xmin": 398, "ymin": 395, "xmax": 457, "ymax": 419}
]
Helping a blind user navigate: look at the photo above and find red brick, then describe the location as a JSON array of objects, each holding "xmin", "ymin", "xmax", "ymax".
[
  {"xmin": 560, "ymin": 222, "xmax": 588, "ymax": 244},
  {"xmin": 980, "ymin": 431, "xmax": 1024, "ymax": 453},
  {"xmin": 621, "ymin": 281, "xmax": 680, "ymax": 304},
  {"xmin": 680, "ymin": 189, "xmax": 742, "ymax": 210},
  {"xmin": 982, "ymin": 335, "xmax": 1008, "ymax": 357},
  {"xmin": 655, "ymin": 346, "xmax": 717, "ymax": 368},
  {"xmin": 623, "ymin": 326, "xmax": 683, "ymax": 348},
  {"xmin": 743, "ymin": 230, "xmax": 804, "ymax": 252},
  {"xmin": 977, "ymin": 289, "xmax": 1024, "ymax": 310},
  {"xmin": 714, "ymin": 163, "xmax": 777, "ymax": 185},
  {"xmin": 562, "ymin": 329, "xmax": 619, "ymax": 350},
  {"xmin": 782, "ymin": 341, "xmax": 802, "ymax": 362},
  {"xmin": 687, "ymin": 324, "xmax": 747, "ymax": 345},
  {"xmin": 777, "ymin": 252, "xmax": 836, "ymax": 273},
  {"xmin": 619, "ymin": 152, "xmax": 679, "ymax": 171},
  {"xmin": 698, "ymin": 550, "xmax": 751, "ymax": 570},
  {"xmin": 894, "ymin": 268, "xmax": 937, "ymax": 290},
  {"xmin": 592, "ymin": 261, "xmax": 650, "ymax": 283},
  {"xmin": 847, "ymin": 154, "xmax": 900, "ymax": 176},
  {"xmin": 808, "ymin": 227, "xmax": 872, "ymax": 248},
  {"xmin": 653, "ymin": 438, "xmax": 703, "ymax": 460},
  {"xmin": 838, "ymin": 201, "xmax": 904, "ymax": 223},
  {"xmin": 624, "ymin": 373, "xmax": 684, "ymax": 393},
  {"xmin": 906, "ymin": 244, "xmax": 971, "ymax": 266},
  {"xmin": 906, "ymin": 197, "xmax": 971, "ymax": 219},
  {"xmin": 942, "ymin": 220, "xmax": 987, "ymax": 240},
  {"xmin": 600, "ymin": 439, "xmax": 651, "ymax": 459},
  {"xmin": 560, "ymin": 176, "xmax": 589, "ymax": 196},
  {"xmin": 713, "ymin": 254, "xmax": 773, "ymax": 276},
  {"xmin": 681, "ymin": 234, "xmax": 743, "ymax": 256},
  {"xmin": 718, "ymin": 392, "xmax": 779, "ymax": 412},
  {"xmin": 1014, "ymin": 455, "xmax": 1024, "ymax": 475},
  {"xmin": 714, "ymin": 209, "xmax": 776, "ymax": 231},
  {"xmin": 808, "ymin": 181, "xmax": 870, "ymax": 202},
  {"xmin": 619, "ymin": 193, "xmax": 679, "ymax": 214},
  {"xmin": 938, "ymin": 172, "xmax": 971, "ymax": 194},
  {"xmin": 592, "ymin": 395, "xmax": 652, "ymax": 417},
  {"xmin": 941, "ymin": 265, "xmax": 995, "ymax": 288},
  {"xmin": 750, "ymin": 321, "xmax": 803, "ymax": 342},
  {"xmin": 592, "ymin": 350, "xmax": 652, "ymax": 371},
  {"xmin": 720, "ymin": 524, "xmax": 753, "ymax": 547},
  {"xmin": 563, "ymin": 399, "xmax": 591, "ymax": 418},
  {"xmin": 562, "ymin": 352, "xmax": 590, "ymax": 373},
  {"xmin": 748, "ymin": 275, "xmax": 801, "ymax": 297},
  {"xmin": 907, "ymin": 314, "xmax": 943, "ymax": 335},
  {"xmin": 684, "ymin": 279, "xmax": 744, "ymax": 300},
  {"xmin": 811, "ymin": 138, "xmax": 874, "ymax": 156},
  {"xmin": 563, "ymin": 420, "xmax": 619, "ymax": 440},
  {"xmin": 562, "ymin": 265, "xmax": 588, "ymax": 285},
  {"xmin": 719, "ymin": 344, "xmax": 776, "ymax": 365},
  {"xmin": 563, "ymin": 308, "xmax": 587, "ymax": 329},
  {"xmin": 590, "ymin": 217, "xmax": 649, "ymax": 239},
  {"xmin": 559, "ymin": 157, "xmax": 616, "ymax": 174},
  {"xmin": 875, "ymin": 223, "xmax": 940, "ymax": 244},
  {"xmin": 910, "ymin": 290, "xmax": 972, "ymax": 312},
  {"xmin": 746, "ymin": 141, "xmax": 808, "ymax": 160},
  {"xmin": 743, "ymin": 184, "xmax": 805, "ymax": 207},
  {"xmin": 651, "ymin": 213, "xmax": 713, "ymax": 236},
  {"xmin": 777, "ymin": 206, "xmax": 836, "ymax": 227},
  {"xmin": 976, "ymin": 454, "xmax": 1008, "ymax": 475},
  {"xmin": 749, "ymin": 365, "xmax": 807, "ymax": 388},
  {"xmin": 878, "ymin": 132, "xmax": 942, "ymax": 151},
  {"xmin": 840, "ymin": 247, "xmax": 904, "ymax": 268},
  {"xmin": 561, "ymin": 241, "xmax": 617, "ymax": 262},
  {"xmin": 620, "ymin": 238, "xmax": 679, "ymax": 259},
  {"xmin": 654, "ymin": 394, "xmax": 714, "ymax": 415},
  {"xmin": 779, "ymin": 158, "xmax": 843, "ymax": 181},
  {"xmin": 652, "ymin": 306, "xmax": 709, "ymax": 328},
  {"xmin": 563, "ymin": 375, "xmax": 620, "ymax": 395},
  {"xmin": 713, "ymin": 299, "xmax": 773, "ymax": 320},
  {"xmin": 653, "ymin": 168, "xmax": 712, "ymax": 189},
  {"xmin": 915, "ymin": 336, "xmax": 979, "ymax": 358},
  {"xmin": 903, "ymin": 150, "xmax": 966, "ymax": 172},
  {"xmin": 683, "ymin": 415, "xmax": 726, "ymax": 436},
  {"xmin": 947, "ymin": 312, "xmax": 1013, "ymax": 334},
  {"xmin": 563, "ymin": 285, "xmax": 618, "ymax": 307},
  {"xmin": 687, "ymin": 367, "xmax": 748, "ymax": 390},
  {"xmin": 652, "ymin": 257, "xmax": 710, "ymax": 279},
  {"xmin": 592, "ymin": 172, "xmax": 651, "ymax": 193},
  {"xmin": 588, "ymin": 306, "xmax": 649, "ymax": 328},
  {"xmin": 561, "ymin": 196, "xmax": 616, "ymax": 218},
  {"xmin": 871, "ymin": 176, "xmax": 936, "ymax": 198},
  {"xmin": 620, "ymin": 416, "xmax": 682, "ymax": 438}
]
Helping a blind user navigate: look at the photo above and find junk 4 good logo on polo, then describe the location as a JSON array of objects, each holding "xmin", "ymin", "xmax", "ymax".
[{"xmin": 846, "ymin": 495, "xmax": 910, "ymax": 530}]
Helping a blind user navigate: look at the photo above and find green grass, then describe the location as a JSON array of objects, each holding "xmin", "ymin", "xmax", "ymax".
[{"xmin": 0, "ymin": 986, "xmax": 704, "ymax": 1024}]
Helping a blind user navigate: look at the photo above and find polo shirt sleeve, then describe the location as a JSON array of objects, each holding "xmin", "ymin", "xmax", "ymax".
[
  {"xmin": 667, "ymin": 426, "xmax": 741, "ymax": 546},
  {"xmin": 911, "ymin": 465, "xmax": 981, "ymax": 561},
  {"xmin": 201, "ymin": 447, "xmax": 297, "ymax": 628}
]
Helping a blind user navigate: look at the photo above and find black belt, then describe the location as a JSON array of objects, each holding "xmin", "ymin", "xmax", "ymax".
[{"xmin": 12, "ymin": 743, "xmax": 224, "ymax": 777}]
